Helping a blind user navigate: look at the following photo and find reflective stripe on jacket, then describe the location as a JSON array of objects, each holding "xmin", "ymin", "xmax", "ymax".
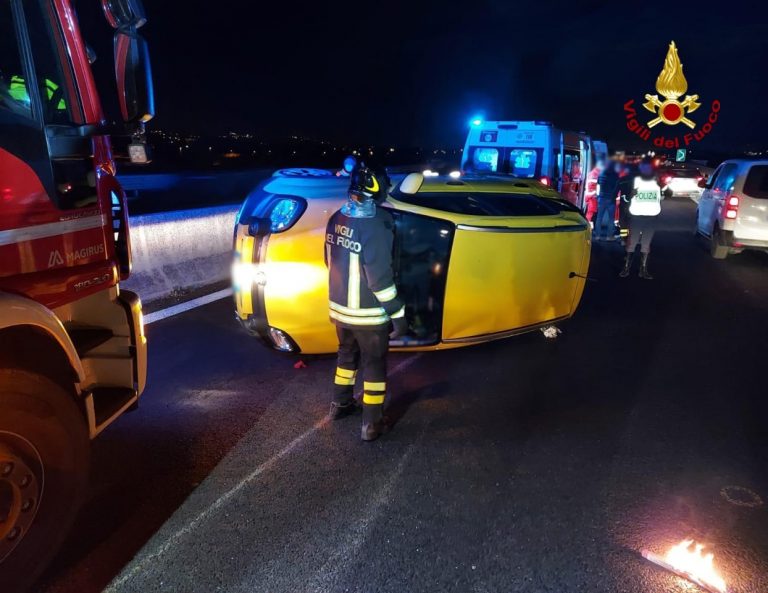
[{"xmin": 325, "ymin": 207, "xmax": 404, "ymax": 329}]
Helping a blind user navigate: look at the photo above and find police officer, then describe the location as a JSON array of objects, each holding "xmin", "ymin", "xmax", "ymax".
[
  {"xmin": 325, "ymin": 165, "xmax": 408, "ymax": 441},
  {"xmin": 619, "ymin": 158, "xmax": 671, "ymax": 279}
]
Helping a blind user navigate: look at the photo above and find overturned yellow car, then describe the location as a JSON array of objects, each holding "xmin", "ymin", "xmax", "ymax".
[{"xmin": 233, "ymin": 169, "xmax": 591, "ymax": 354}]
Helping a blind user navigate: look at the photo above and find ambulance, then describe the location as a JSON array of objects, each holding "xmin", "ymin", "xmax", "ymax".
[{"xmin": 461, "ymin": 120, "xmax": 592, "ymax": 209}]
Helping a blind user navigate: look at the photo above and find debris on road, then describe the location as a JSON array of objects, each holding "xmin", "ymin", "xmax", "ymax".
[
  {"xmin": 294, "ymin": 360, "xmax": 308, "ymax": 369},
  {"xmin": 540, "ymin": 325, "xmax": 562, "ymax": 339},
  {"xmin": 642, "ymin": 540, "xmax": 727, "ymax": 593}
]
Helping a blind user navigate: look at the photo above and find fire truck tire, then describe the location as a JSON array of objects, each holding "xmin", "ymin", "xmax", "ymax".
[{"xmin": 0, "ymin": 369, "xmax": 89, "ymax": 593}]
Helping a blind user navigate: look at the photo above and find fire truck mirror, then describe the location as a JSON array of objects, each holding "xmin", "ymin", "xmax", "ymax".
[
  {"xmin": 114, "ymin": 31, "xmax": 155, "ymax": 125},
  {"xmin": 102, "ymin": 0, "xmax": 147, "ymax": 30}
]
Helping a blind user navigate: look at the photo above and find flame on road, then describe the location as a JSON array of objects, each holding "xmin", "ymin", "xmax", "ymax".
[
  {"xmin": 666, "ymin": 540, "xmax": 726, "ymax": 592},
  {"xmin": 643, "ymin": 539, "xmax": 727, "ymax": 593}
]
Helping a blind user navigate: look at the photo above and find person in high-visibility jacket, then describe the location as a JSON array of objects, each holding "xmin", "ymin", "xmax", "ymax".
[
  {"xmin": 324, "ymin": 164, "xmax": 408, "ymax": 441},
  {"xmin": 9, "ymin": 75, "xmax": 67, "ymax": 111},
  {"xmin": 618, "ymin": 158, "xmax": 671, "ymax": 279}
]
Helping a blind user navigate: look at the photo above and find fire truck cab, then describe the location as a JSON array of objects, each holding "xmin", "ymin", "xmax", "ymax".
[
  {"xmin": 0, "ymin": 0, "xmax": 153, "ymax": 589},
  {"xmin": 461, "ymin": 120, "xmax": 592, "ymax": 209}
]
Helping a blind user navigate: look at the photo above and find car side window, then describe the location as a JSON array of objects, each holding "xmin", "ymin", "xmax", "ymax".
[{"xmin": 713, "ymin": 164, "xmax": 738, "ymax": 193}]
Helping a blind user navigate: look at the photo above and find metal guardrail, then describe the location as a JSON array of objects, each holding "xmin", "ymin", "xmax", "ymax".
[{"xmin": 122, "ymin": 205, "xmax": 239, "ymax": 302}]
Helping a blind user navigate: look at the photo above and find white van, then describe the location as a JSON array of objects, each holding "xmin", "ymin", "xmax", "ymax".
[
  {"xmin": 461, "ymin": 120, "xmax": 592, "ymax": 208},
  {"xmin": 696, "ymin": 159, "xmax": 768, "ymax": 259}
]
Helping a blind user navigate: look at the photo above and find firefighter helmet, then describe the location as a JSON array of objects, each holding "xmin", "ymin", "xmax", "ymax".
[{"xmin": 348, "ymin": 166, "xmax": 390, "ymax": 204}]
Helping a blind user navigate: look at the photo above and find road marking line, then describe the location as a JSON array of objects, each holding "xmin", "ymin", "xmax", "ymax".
[
  {"xmin": 307, "ymin": 425, "xmax": 427, "ymax": 592},
  {"xmin": 105, "ymin": 353, "xmax": 422, "ymax": 592},
  {"xmin": 144, "ymin": 288, "xmax": 232, "ymax": 325},
  {"xmin": 105, "ymin": 416, "xmax": 329, "ymax": 592}
]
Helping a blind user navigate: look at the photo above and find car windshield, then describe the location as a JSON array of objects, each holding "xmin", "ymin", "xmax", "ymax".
[
  {"xmin": 743, "ymin": 165, "xmax": 768, "ymax": 199},
  {"xmin": 393, "ymin": 191, "xmax": 576, "ymax": 217}
]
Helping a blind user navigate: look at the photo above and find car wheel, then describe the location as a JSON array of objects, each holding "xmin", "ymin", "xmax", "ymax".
[
  {"xmin": 710, "ymin": 225, "xmax": 729, "ymax": 260},
  {"xmin": 0, "ymin": 369, "xmax": 90, "ymax": 593}
]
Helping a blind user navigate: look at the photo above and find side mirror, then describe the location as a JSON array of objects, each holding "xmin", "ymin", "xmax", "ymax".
[
  {"xmin": 248, "ymin": 218, "xmax": 271, "ymax": 237},
  {"xmin": 114, "ymin": 31, "xmax": 154, "ymax": 124},
  {"xmin": 102, "ymin": 0, "xmax": 147, "ymax": 29}
]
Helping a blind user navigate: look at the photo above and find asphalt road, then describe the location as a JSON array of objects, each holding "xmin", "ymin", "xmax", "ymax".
[{"xmin": 39, "ymin": 196, "xmax": 768, "ymax": 593}]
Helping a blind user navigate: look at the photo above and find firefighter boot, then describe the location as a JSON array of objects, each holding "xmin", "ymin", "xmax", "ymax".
[
  {"xmin": 639, "ymin": 252, "xmax": 653, "ymax": 280},
  {"xmin": 329, "ymin": 399, "xmax": 361, "ymax": 420},
  {"xmin": 619, "ymin": 253, "xmax": 633, "ymax": 278},
  {"xmin": 330, "ymin": 366, "xmax": 360, "ymax": 420},
  {"xmin": 361, "ymin": 404, "xmax": 386, "ymax": 442}
]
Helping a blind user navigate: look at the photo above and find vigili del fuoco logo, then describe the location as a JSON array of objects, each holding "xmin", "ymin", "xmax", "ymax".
[{"xmin": 624, "ymin": 41, "xmax": 721, "ymax": 149}]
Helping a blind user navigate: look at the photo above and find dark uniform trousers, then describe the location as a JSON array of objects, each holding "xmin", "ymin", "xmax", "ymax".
[{"xmin": 333, "ymin": 325, "xmax": 389, "ymax": 424}]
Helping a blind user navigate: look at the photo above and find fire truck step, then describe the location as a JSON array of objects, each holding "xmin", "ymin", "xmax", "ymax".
[
  {"xmin": 90, "ymin": 386, "xmax": 137, "ymax": 427},
  {"xmin": 68, "ymin": 328, "xmax": 114, "ymax": 357}
]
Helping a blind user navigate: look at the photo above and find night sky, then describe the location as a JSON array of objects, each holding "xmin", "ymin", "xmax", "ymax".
[{"xmin": 78, "ymin": 0, "xmax": 768, "ymax": 152}]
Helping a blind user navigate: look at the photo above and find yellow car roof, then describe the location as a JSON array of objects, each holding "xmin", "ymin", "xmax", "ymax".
[
  {"xmin": 403, "ymin": 174, "xmax": 562, "ymax": 199},
  {"xmin": 388, "ymin": 174, "xmax": 585, "ymax": 228}
]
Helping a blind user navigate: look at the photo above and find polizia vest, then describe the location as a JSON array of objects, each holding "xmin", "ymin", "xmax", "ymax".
[{"xmin": 629, "ymin": 177, "xmax": 662, "ymax": 216}]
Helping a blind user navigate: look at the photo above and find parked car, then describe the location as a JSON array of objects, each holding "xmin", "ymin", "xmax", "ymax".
[
  {"xmin": 696, "ymin": 160, "xmax": 768, "ymax": 259},
  {"xmin": 232, "ymin": 169, "xmax": 591, "ymax": 354},
  {"xmin": 661, "ymin": 167, "xmax": 704, "ymax": 199}
]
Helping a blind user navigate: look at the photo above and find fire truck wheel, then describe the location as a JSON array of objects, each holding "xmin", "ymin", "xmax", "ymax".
[{"xmin": 0, "ymin": 369, "xmax": 90, "ymax": 593}]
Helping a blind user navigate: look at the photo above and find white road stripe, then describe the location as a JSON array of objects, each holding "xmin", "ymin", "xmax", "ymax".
[
  {"xmin": 105, "ymin": 353, "xmax": 422, "ymax": 592},
  {"xmin": 0, "ymin": 215, "xmax": 106, "ymax": 246},
  {"xmin": 143, "ymin": 288, "xmax": 233, "ymax": 325},
  {"xmin": 306, "ymin": 427, "xmax": 426, "ymax": 593}
]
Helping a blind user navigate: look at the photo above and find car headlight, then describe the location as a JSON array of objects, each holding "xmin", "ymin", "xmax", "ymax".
[
  {"xmin": 268, "ymin": 197, "xmax": 303, "ymax": 232},
  {"xmin": 241, "ymin": 195, "xmax": 307, "ymax": 236}
]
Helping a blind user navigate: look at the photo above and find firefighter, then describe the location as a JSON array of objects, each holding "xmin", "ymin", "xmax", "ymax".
[
  {"xmin": 325, "ymin": 164, "xmax": 408, "ymax": 441},
  {"xmin": 619, "ymin": 158, "xmax": 671, "ymax": 279}
]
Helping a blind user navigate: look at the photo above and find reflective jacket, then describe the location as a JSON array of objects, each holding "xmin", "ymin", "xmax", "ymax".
[
  {"xmin": 629, "ymin": 176, "xmax": 663, "ymax": 216},
  {"xmin": 325, "ymin": 207, "xmax": 405, "ymax": 329},
  {"xmin": 9, "ymin": 75, "xmax": 66, "ymax": 110}
]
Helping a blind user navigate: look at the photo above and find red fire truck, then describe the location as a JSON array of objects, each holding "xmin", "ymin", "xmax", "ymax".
[{"xmin": 0, "ymin": 0, "xmax": 153, "ymax": 589}]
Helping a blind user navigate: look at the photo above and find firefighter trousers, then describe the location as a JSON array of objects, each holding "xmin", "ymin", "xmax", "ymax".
[{"xmin": 333, "ymin": 325, "xmax": 389, "ymax": 423}]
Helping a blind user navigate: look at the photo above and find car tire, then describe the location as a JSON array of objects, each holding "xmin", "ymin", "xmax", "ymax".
[
  {"xmin": 710, "ymin": 225, "xmax": 729, "ymax": 260},
  {"xmin": 0, "ymin": 369, "xmax": 90, "ymax": 593}
]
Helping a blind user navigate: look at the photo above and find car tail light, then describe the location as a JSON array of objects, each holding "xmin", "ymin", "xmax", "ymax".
[
  {"xmin": 539, "ymin": 176, "xmax": 550, "ymax": 186},
  {"xmin": 725, "ymin": 195, "xmax": 739, "ymax": 219},
  {"xmin": 662, "ymin": 175, "xmax": 672, "ymax": 185}
]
